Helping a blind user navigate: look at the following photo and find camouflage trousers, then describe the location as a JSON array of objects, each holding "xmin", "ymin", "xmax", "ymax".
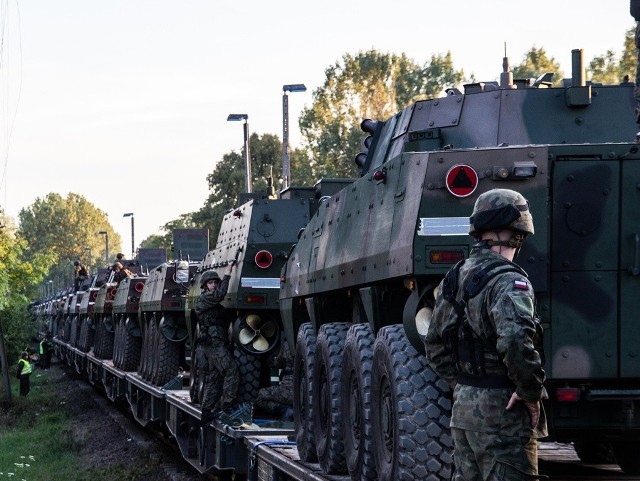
[
  {"xmin": 201, "ymin": 341, "xmax": 239, "ymax": 412},
  {"xmin": 451, "ymin": 428, "xmax": 540, "ymax": 481},
  {"xmin": 255, "ymin": 374, "xmax": 293, "ymax": 413}
]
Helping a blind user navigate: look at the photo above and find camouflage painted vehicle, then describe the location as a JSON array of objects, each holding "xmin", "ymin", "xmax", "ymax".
[
  {"xmin": 138, "ymin": 260, "xmax": 199, "ymax": 387},
  {"xmin": 77, "ymin": 268, "xmax": 111, "ymax": 353},
  {"xmin": 93, "ymin": 260, "xmax": 145, "ymax": 360},
  {"xmin": 110, "ymin": 274, "xmax": 148, "ymax": 372},
  {"xmin": 280, "ymin": 50, "xmax": 640, "ymax": 479},
  {"xmin": 183, "ymin": 186, "xmax": 317, "ymax": 403}
]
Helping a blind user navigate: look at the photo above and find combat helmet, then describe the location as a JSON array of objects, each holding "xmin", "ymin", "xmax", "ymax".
[
  {"xmin": 200, "ymin": 270, "xmax": 221, "ymax": 287},
  {"xmin": 469, "ymin": 188, "xmax": 534, "ymax": 237}
]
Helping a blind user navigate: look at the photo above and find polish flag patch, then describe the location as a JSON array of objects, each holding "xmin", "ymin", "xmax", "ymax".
[{"xmin": 514, "ymin": 279, "xmax": 528, "ymax": 290}]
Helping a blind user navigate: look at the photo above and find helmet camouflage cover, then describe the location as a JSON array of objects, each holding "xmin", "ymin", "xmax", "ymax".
[
  {"xmin": 469, "ymin": 188, "xmax": 534, "ymax": 236},
  {"xmin": 200, "ymin": 270, "xmax": 221, "ymax": 287}
]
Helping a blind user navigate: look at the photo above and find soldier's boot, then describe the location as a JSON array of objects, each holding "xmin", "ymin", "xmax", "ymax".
[{"xmin": 218, "ymin": 401, "xmax": 253, "ymax": 427}]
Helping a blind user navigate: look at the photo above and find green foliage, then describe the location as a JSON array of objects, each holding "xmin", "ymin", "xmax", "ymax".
[
  {"xmin": 588, "ymin": 26, "xmax": 635, "ymax": 84},
  {"xmin": 0, "ymin": 216, "xmax": 52, "ymax": 362},
  {"xmin": 192, "ymin": 133, "xmax": 301, "ymax": 240},
  {"xmin": 17, "ymin": 193, "xmax": 122, "ymax": 287},
  {"xmin": 512, "ymin": 46, "xmax": 564, "ymax": 85},
  {"xmin": 298, "ymin": 49, "xmax": 465, "ymax": 179},
  {"xmin": 139, "ymin": 213, "xmax": 196, "ymax": 259}
]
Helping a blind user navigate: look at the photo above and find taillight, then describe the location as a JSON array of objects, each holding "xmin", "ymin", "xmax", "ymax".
[
  {"xmin": 556, "ymin": 387, "xmax": 580, "ymax": 402},
  {"xmin": 245, "ymin": 294, "xmax": 266, "ymax": 304},
  {"xmin": 110, "ymin": 288, "xmax": 118, "ymax": 297},
  {"xmin": 135, "ymin": 282, "xmax": 145, "ymax": 293},
  {"xmin": 91, "ymin": 292, "xmax": 98, "ymax": 300},
  {"xmin": 430, "ymin": 250, "xmax": 465, "ymax": 264}
]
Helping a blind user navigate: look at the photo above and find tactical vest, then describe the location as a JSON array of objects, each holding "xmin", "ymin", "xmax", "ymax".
[
  {"xmin": 19, "ymin": 358, "xmax": 33, "ymax": 376},
  {"xmin": 441, "ymin": 258, "xmax": 528, "ymax": 388}
]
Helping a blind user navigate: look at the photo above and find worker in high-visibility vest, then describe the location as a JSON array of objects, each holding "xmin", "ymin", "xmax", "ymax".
[
  {"xmin": 39, "ymin": 333, "xmax": 53, "ymax": 369},
  {"xmin": 16, "ymin": 351, "xmax": 33, "ymax": 396}
]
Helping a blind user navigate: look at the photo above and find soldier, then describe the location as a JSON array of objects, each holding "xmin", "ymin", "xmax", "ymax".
[
  {"xmin": 73, "ymin": 261, "xmax": 89, "ymax": 291},
  {"xmin": 112, "ymin": 262, "xmax": 133, "ymax": 284},
  {"xmin": 255, "ymin": 336, "xmax": 294, "ymax": 419},
  {"xmin": 16, "ymin": 351, "xmax": 33, "ymax": 396},
  {"xmin": 425, "ymin": 188, "xmax": 547, "ymax": 480},
  {"xmin": 39, "ymin": 332, "xmax": 54, "ymax": 369},
  {"xmin": 196, "ymin": 263, "xmax": 250, "ymax": 425}
]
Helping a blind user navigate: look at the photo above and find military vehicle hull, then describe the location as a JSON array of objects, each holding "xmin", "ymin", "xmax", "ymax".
[{"xmin": 281, "ymin": 70, "xmax": 640, "ymax": 477}]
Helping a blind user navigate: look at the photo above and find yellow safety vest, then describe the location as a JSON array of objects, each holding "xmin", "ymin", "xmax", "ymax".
[{"xmin": 18, "ymin": 358, "xmax": 32, "ymax": 375}]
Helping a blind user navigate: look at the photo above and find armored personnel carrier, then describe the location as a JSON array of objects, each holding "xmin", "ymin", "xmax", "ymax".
[
  {"xmin": 138, "ymin": 260, "xmax": 199, "ymax": 386},
  {"xmin": 185, "ymin": 183, "xmax": 323, "ymax": 405},
  {"xmin": 280, "ymin": 49, "xmax": 640, "ymax": 479}
]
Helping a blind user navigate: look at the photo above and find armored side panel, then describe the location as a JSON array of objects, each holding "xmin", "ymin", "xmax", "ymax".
[
  {"xmin": 281, "ymin": 71, "xmax": 640, "ymax": 477},
  {"xmin": 202, "ymin": 197, "xmax": 314, "ymax": 311}
]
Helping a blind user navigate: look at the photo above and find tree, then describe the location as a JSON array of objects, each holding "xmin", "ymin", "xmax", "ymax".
[
  {"xmin": 512, "ymin": 46, "xmax": 563, "ymax": 85},
  {"xmin": 192, "ymin": 133, "xmax": 312, "ymax": 241},
  {"xmin": 298, "ymin": 49, "xmax": 465, "ymax": 179},
  {"xmin": 139, "ymin": 213, "xmax": 197, "ymax": 258},
  {"xmin": 17, "ymin": 193, "xmax": 121, "ymax": 288},
  {"xmin": 588, "ymin": 26, "xmax": 635, "ymax": 84},
  {"xmin": 0, "ymin": 216, "xmax": 53, "ymax": 371}
]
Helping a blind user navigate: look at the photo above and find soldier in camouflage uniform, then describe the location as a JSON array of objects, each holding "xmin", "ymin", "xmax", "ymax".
[
  {"xmin": 255, "ymin": 336, "xmax": 294, "ymax": 418},
  {"xmin": 196, "ymin": 263, "xmax": 244, "ymax": 424},
  {"xmin": 426, "ymin": 188, "xmax": 547, "ymax": 480}
]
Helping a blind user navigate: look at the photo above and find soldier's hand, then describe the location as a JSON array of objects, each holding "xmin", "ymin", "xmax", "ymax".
[
  {"xmin": 506, "ymin": 392, "xmax": 540, "ymax": 428},
  {"xmin": 224, "ymin": 263, "xmax": 233, "ymax": 276}
]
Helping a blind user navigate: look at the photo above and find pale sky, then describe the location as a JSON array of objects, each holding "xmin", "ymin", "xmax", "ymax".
[{"xmin": 0, "ymin": 0, "xmax": 634, "ymax": 255}]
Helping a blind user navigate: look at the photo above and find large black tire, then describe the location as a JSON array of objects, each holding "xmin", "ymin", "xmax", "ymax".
[
  {"xmin": 69, "ymin": 316, "xmax": 79, "ymax": 347},
  {"xmin": 138, "ymin": 317, "xmax": 152, "ymax": 379},
  {"xmin": 145, "ymin": 318, "xmax": 159, "ymax": 381},
  {"xmin": 313, "ymin": 322, "xmax": 350, "ymax": 474},
  {"xmin": 342, "ymin": 323, "xmax": 377, "ymax": 481},
  {"xmin": 94, "ymin": 316, "xmax": 114, "ymax": 359},
  {"xmin": 371, "ymin": 325, "xmax": 453, "ymax": 481},
  {"xmin": 573, "ymin": 440, "xmax": 615, "ymax": 465},
  {"xmin": 152, "ymin": 325, "xmax": 181, "ymax": 386},
  {"xmin": 78, "ymin": 318, "xmax": 94, "ymax": 353},
  {"xmin": 119, "ymin": 316, "xmax": 142, "ymax": 371},
  {"xmin": 613, "ymin": 441, "xmax": 640, "ymax": 474},
  {"xmin": 112, "ymin": 320, "xmax": 122, "ymax": 366},
  {"xmin": 293, "ymin": 323, "xmax": 317, "ymax": 462},
  {"xmin": 234, "ymin": 348, "xmax": 263, "ymax": 403}
]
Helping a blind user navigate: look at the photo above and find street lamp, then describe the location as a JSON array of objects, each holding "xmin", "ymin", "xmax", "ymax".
[
  {"xmin": 282, "ymin": 83, "xmax": 307, "ymax": 190},
  {"xmin": 227, "ymin": 113, "xmax": 251, "ymax": 193},
  {"xmin": 123, "ymin": 212, "xmax": 135, "ymax": 259},
  {"xmin": 97, "ymin": 231, "xmax": 109, "ymax": 265},
  {"xmin": 48, "ymin": 280, "xmax": 53, "ymax": 297}
]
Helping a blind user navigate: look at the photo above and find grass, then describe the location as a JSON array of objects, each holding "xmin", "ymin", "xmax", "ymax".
[
  {"xmin": 0, "ymin": 366, "xmax": 166, "ymax": 481},
  {"xmin": 0, "ymin": 371, "xmax": 83, "ymax": 481}
]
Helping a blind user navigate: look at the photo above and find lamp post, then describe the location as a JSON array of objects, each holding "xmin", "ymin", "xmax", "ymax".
[
  {"xmin": 98, "ymin": 231, "xmax": 109, "ymax": 265},
  {"xmin": 227, "ymin": 113, "xmax": 251, "ymax": 193},
  {"xmin": 123, "ymin": 212, "xmax": 135, "ymax": 259},
  {"xmin": 48, "ymin": 280, "xmax": 53, "ymax": 297},
  {"xmin": 282, "ymin": 83, "xmax": 307, "ymax": 190}
]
